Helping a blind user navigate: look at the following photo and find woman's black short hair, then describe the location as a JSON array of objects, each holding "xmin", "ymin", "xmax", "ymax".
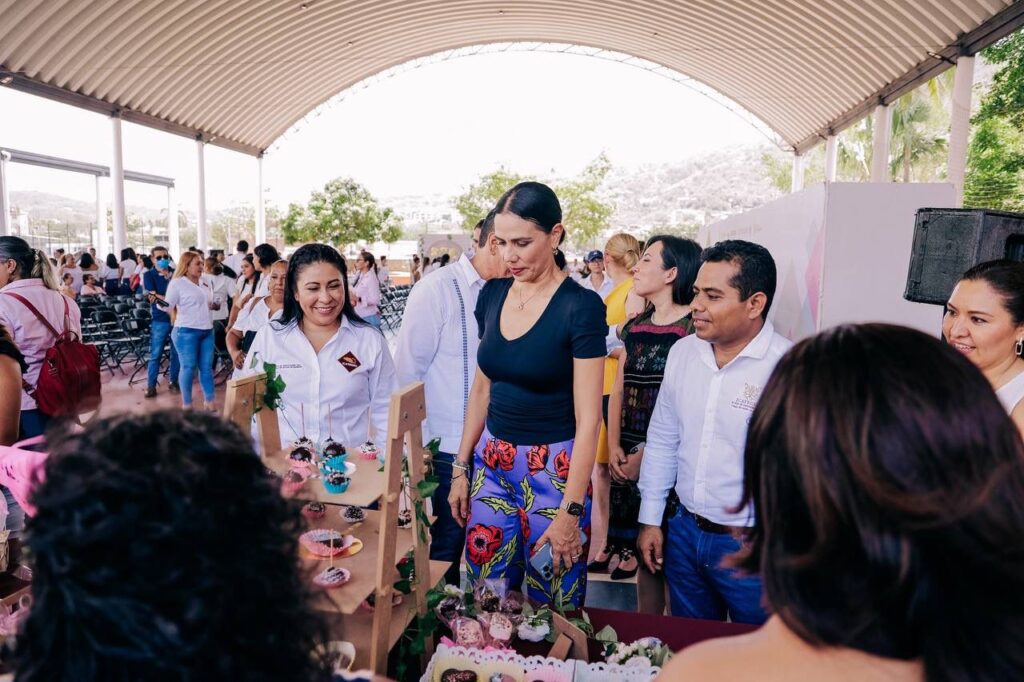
[
  {"xmin": 732, "ymin": 323, "xmax": 1024, "ymax": 682},
  {"xmin": 960, "ymin": 259, "xmax": 1024, "ymax": 325},
  {"xmin": 17, "ymin": 410, "xmax": 333, "ymax": 682},
  {"xmin": 645, "ymin": 235, "xmax": 702, "ymax": 306},
  {"xmin": 78, "ymin": 252, "xmax": 95, "ymax": 269},
  {"xmin": 253, "ymin": 243, "xmax": 281, "ymax": 269},
  {"xmin": 278, "ymin": 243, "xmax": 368, "ymax": 330},
  {"xmin": 105, "ymin": 253, "xmax": 118, "ymax": 269},
  {"xmin": 493, "ymin": 181, "xmax": 564, "ymax": 245}
]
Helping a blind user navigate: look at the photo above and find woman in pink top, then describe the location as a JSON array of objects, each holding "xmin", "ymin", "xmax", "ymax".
[
  {"xmin": 0, "ymin": 237, "xmax": 82, "ymax": 438},
  {"xmin": 351, "ymin": 251, "xmax": 382, "ymax": 328}
]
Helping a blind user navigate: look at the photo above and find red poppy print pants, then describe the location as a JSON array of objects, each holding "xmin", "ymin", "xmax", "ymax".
[{"xmin": 464, "ymin": 427, "xmax": 592, "ymax": 609}]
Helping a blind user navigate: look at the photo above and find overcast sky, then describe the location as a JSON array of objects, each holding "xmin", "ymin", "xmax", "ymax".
[{"xmin": 0, "ymin": 49, "xmax": 769, "ymax": 212}]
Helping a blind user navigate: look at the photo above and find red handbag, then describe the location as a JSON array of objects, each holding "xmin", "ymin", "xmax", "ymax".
[{"xmin": 3, "ymin": 292, "xmax": 101, "ymax": 417}]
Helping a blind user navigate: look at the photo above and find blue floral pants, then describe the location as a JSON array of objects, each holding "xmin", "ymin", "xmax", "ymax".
[{"xmin": 464, "ymin": 427, "xmax": 592, "ymax": 609}]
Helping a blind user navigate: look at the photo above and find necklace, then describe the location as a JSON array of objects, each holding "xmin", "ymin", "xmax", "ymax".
[{"xmin": 514, "ymin": 278, "xmax": 557, "ymax": 310}]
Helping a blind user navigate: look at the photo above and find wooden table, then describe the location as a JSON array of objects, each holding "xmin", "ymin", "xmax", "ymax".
[{"xmin": 265, "ymin": 446, "xmax": 387, "ymax": 508}]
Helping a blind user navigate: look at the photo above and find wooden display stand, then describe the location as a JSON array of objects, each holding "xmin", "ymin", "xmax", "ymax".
[{"xmin": 223, "ymin": 375, "xmax": 447, "ymax": 674}]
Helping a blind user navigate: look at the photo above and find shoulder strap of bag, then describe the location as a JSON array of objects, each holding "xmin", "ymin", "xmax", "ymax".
[{"xmin": 1, "ymin": 292, "xmax": 64, "ymax": 339}]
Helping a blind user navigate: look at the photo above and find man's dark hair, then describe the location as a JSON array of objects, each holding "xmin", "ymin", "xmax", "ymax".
[
  {"xmin": 478, "ymin": 208, "xmax": 497, "ymax": 247},
  {"xmin": 237, "ymin": 240, "xmax": 249, "ymax": 252},
  {"xmin": 150, "ymin": 244, "xmax": 168, "ymax": 257},
  {"xmin": 732, "ymin": 324, "xmax": 1024, "ymax": 681},
  {"xmin": 253, "ymin": 243, "xmax": 281, "ymax": 269},
  {"xmin": 18, "ymin": 410, "xmax": 334, "ymax": 681},
  {"xmin": 701, "ymin": 239, "xmax": 777, "ymax": 319}
]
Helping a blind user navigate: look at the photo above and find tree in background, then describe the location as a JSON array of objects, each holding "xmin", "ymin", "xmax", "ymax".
[
  {"xmin": 281, "ymin": 178, "xmax": 403, "ymax": 248},
  {"xmin": 965, "ymin": 33, "xmax": 1024, "ymax": 211},
  {"xmin": 452, "ymin": 154, "xmax": 615, "ymax": 248},
  {"xmin": 452, "ymin": 168, "xmax": 526, "ymax": 230}
]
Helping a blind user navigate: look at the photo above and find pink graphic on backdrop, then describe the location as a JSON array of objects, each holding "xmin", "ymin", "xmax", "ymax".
[{"xmin": 805, "ymin": 227, "xmax": 826, "ymax": 329}]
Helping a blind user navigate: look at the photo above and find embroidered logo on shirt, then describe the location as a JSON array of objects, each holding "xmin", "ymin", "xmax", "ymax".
[
  {"xmin": 338, "ymin": 351, "xmax": 361, "ymax": 372},
  {"xmin": 731, "ymin": 383, "xmax": 763, "ymax": 412}
]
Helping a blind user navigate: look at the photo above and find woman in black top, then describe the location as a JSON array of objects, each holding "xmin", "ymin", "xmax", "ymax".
[{"xmin": 449, "ymin": 182, "xmax": 606, "ymax": 609}]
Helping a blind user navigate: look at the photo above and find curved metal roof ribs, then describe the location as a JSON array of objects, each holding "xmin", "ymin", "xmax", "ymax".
[{"xmin": 0, "ymin": 0, "xmax": 1020, "ymax": 157}]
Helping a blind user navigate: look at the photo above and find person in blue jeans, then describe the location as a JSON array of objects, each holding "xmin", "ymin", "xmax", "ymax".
[
  {"xmin": 143, "ymin": 247, "xmax": 180, "ymax": 397},
  {"xmin": 162, "ymin": 252, "xmax": 217, "ymax": 410},
  {"xmin": 638, "ymin": 240, "xmax": 792, "ymax": 624}
]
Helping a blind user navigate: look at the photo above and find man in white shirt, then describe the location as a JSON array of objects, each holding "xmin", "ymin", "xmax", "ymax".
[
  {"xmin": 637, "ymin": 240, "xmax": 792, "ymax": 624},
  {"xmin": 579, "ymin": 250, "xmax": 613, "ymax": 299},
  {"xmin": 377, "ymin": 256, "xmax": 391, "ymax": 286},
  {"xmin": 394, "ymin": 210, "xmax": 507, "ymax": 584},
  {"xmin": 223, "ymin": 240, "xmax": 248, "ymax": 279}
]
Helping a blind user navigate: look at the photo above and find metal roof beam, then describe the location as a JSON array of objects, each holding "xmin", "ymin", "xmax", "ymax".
[
  {"xmin": 0, "ymin": 147, "xmax": 176, "ymax": 187},
  {"xmin": 0, "ymin": 72, "xmax": 263, "ymax": 157},
  {"xmin": 792, "ymin": 0, "xmax": 1024, "ymax": 154}
]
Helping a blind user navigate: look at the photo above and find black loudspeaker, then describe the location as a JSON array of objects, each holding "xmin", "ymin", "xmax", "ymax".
[{"xmin": 904, "ymin": 208, "xmax": 1024, "ymax": 305}]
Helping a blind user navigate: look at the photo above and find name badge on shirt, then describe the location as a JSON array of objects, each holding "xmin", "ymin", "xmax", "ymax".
[
  {"xmin": 338, "ymin": 351, "xmax": 361, "ymax": 372},
  {"xmin": 731, "ymin": 383, "xmax": 763, "ymax": 412}
]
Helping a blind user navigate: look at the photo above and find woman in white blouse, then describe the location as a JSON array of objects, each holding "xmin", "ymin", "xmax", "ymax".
[
  {"xmin": 350, "ymin": 251, "xmax": 382, "ymax": 328},
  {"xmin": 944, "ymin": 259, "xmax": 1024, "ymax": 434},
  {"xmin": 162, "ymin": 252, "xmax": 218, "ymax": 410},
  {"xmin": 246, "ymin": 244, "xmax": 396, "ymax": 448},
  {"xmin": 227, "ymin": 259, "xmax": 286, "ymax": 377}
]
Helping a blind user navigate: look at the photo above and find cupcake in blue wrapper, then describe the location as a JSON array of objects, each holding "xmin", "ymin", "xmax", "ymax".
[
  {"xmin": 323, "ymin": 470, "xmax": 350, "ymax": 495},
  {"xmin": 322, "ymin": 453, "xmax": 348, "ymax": 473}
]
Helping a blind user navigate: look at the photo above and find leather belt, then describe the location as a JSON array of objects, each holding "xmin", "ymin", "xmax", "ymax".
[{"xmin": 686, "ymin": 508, "xmax": 748, "ymax": 537}]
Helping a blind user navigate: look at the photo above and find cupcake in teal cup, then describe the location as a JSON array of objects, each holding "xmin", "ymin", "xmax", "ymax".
[
  {"xmin": 322, "ymin": 453, "xmax": 348, "ymax": 473},
  {"xmin": 323, "ymin": 470, "xmax": 350, "ymax": 495}
]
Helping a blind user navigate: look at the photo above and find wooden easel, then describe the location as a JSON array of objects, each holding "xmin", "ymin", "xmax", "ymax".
[{"xmin": 222, "ymin": 376, "xmax": 440, "ymax": 674}]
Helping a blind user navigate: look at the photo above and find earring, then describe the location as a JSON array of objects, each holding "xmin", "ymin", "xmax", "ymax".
[
  {"xmin": 552, "ymin": 247, "xmax": 558, "ymax": 255},
  {"xmin": 1016, "ymin": 337, "xmax": 1023, "ymax": 355}
]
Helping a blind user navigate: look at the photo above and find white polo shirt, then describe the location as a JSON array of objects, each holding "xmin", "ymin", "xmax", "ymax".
[
  {"xmin": 394, "ymin": 254, "xmax": 485, "ymax": 453},
  {"xmin": 245, "ymin": 317, "xmax": 397, "ymax": 449},
  {"xmin": 165, "ymin": 277, "xmax": 214, "ymax": 330},
  {"xmin": 638, "ymin": 320, "xmax": 792, "ymax": 527}
]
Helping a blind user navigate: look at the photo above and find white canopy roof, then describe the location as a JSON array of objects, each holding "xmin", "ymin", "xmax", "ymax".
[{"xmin": 1, "ymin": 0, "xmax": 1021, "ymax": 155}]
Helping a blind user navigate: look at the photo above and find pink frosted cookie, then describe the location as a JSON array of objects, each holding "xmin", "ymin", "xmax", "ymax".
[
  {"xmin": 281, "ymin": 469, "xmax": 306, "ymax": 496},
  {"xmin": 302, "ymin": 501, "xmax": 326, "ymax": 520},
  {"xmin": 313, "ymin": 566, "xmax": 350, "ymax": 589},
  {"xmin": 300, "ymin": 529, "xmax": 351, "ymax": 557},
  {"xmin": 358, "ymin": 441, "xmax": 379, "ymax": 460}
]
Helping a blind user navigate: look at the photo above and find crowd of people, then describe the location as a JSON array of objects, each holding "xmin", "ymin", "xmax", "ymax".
[{"xmin": 0, "ymin": 179, "xmax": 1019, "ymax": 680}]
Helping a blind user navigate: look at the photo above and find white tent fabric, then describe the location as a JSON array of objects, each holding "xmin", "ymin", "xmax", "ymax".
[{"xmin": 0, "ymin": 0, "xmax": 1019, "ymax": 155}]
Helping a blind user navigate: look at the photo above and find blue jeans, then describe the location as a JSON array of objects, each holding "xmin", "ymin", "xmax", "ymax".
[
  {"xmin": 18, "ymin": 409, "xmax": 50, "ymax": 440},
  {"xmin": 171, "ymin": 326, "xmax": 215, "ymax": 407},
  {"xmin": 664, "ymin": 507, "xmax": 767, "ymax": 624},
  {"xmin": 431, "ymin": 451, "xmax": 466, "ymax": 586},
  {"xmin": 147, "ymin": 319, "xmax": 181, "ymax": 389}
]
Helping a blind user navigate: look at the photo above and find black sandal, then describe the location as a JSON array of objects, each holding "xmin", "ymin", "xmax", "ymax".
[
  {"xmin": 610, "ymin": 547, "xmax": 639, "ymax": 580},
  {"xmin": 587, "ymin": 546, "xmax": 614, "ymax": 572}
]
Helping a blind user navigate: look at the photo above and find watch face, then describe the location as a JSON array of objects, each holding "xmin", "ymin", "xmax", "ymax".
[{"xmin": 567, "ymin": 502, "xmax": 585, "ymax": 517}]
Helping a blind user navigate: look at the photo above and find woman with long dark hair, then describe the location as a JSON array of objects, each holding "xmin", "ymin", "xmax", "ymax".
[
  {"xmin": 118, "ymin": 247, "xmax": 137, "ymax": 295},
  {"xmin": 103, "ymin": 253, "xmax": 120, "ymax": 295},
  {"xmin": 351, "ymin": 251, "xmax": 382, "ymax": 328},
  {"xmin": 943, "ymin": 259, "xmax": 1024, "ymax": 433},
  {"xmin": 603, "ymin": 236, "xmax": 701, "ymax": 606},
  {"xmin": 0, "ymin": 236, "xmax": 81, "ymax": 438},
  {"xmin": 245, "ymin": 244, "xmax": 396, "ymax": 448},
  {"xmin": 448, "ymin": 181, "xmax": 606, "ymax": 609},
  {"xmin": 661, "ymin": 324, "xmax": 1024, "ymax": 681}
]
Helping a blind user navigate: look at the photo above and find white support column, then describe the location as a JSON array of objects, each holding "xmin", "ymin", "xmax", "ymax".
[
  {"xmin": 790, "ymin": 152, "xmax": 805, "ymax": 192},
  {"xmin": 95, "ymin": 175, "xmax": 107, "ymax": 255},
  {"xmin": 256, "ymin": 153, "xmax": 266, "ymax": 244},
  {"xmin": 948, "ymin": 55, "xmax": 976, "ymax": 207},
  {"xmin": 0, "ymin": 150, "xmax": 11, "ymax": 237},
  {"xmin": 824, "ymin": 135, "xmax": 838, "ymax": 182},
  {"xmin": 110, "ymin": 115, "xmax": 128, "ymax": 255},
  {"xmin": 196, "ymin": 137, "xmax": 208, "ymax": 252},
  {"xmin": 871, "ymin": 104, "xmax": 892, "ymax": 183},
  {"xmin": 167, "ymin": 185, "xmax": 181, "ymax": 258}
]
